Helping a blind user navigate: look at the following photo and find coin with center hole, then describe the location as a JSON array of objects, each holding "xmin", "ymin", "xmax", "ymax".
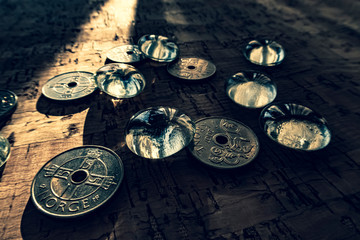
[
  {"xmin": 31, "ymin": 146, "xmax": 124, "ymax": 218},
  {"xmin": 188, "ymin": 117, "xmax": 259, "ymax": 169},
  {"xmin": 0, "ymin": 89, "xmax": 18, "ymax": 120},
  {"xmin": 42, "ymin": 71, "xmax": 97, "ymax": 101},
  {"xmin": 106, "ymin": 45, "xmax": 145, "ymax": 63},
  {"xmin": 167, "ymin": 57, "xmax": 216, "ymax": 80}
]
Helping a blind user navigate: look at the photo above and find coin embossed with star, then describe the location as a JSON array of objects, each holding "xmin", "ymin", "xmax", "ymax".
[
  {"xmin": 167, "ymin": 57, "xmax": 216, "ymax": 80},
  {"xmin": 42, "ymin": 71, "xmax": 97, "ymax": 101},
  {"xmin": 188, "ymin": 117, "xmax": 259, "ymax": 169},
  {"xmin": 31, "ymin": 146, "xmax": 124, "ymax": 218}
]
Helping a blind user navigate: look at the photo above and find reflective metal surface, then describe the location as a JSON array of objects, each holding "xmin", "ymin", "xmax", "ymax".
[
  {"xmin": 0, "ymin": 89, "xmax": 17, "ymax": 119},
  {"xmin": 95, "ymin": 63, "xmax": 146, "ymax": 98},
  {"xmin": 106, "ymin": 45, "xmax": 145, "ymax": 63},
  {"xmin": 260, "ymin": 103, "xmax": 331, "ymax": 151},
  {"xmin": 31, "ymin": 146, "xmax": 124, "ymax": 218},
  {"xmin": 125, "ymin": 107, "xmax": 195, "ymax": 159},
  {"xmin": 167, "ymin": 57, "xmax": 216, "ymax": 80},
  {"xmin": 0, "ymin": 135, "xmax": 10, "ymax": 170},
  {"xmin": 244, "ymin": 40, "xmax": 285, "ymax": 66},
  {"xmin": 226, "ymin": 71, "xmax": 277, "ymax": 108},
  {"xmin": 42, "ymin": 71, "xmax": 97, "ymax": 101},
  {"xmin": 188, "ymin": 117, "xmax": 259, "ymax": 169},
  {"xmin": 138, "ymin": 34, "xmax": 179, "ymax": 62}
]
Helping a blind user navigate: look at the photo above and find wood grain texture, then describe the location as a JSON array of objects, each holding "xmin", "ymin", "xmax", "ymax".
[{"xmin": 0, "ymin": 0, "xmax": 359, "ymax": 239}]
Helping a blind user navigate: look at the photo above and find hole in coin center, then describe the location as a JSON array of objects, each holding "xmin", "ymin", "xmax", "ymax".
[
  {"xmin": 70, "ymin": 170, "xmax": 88, "ymax": 184},
  {"xmin": 126, "ymin": 51, "xmax": 134, "ymax": 55},
  {"xmin": 215, "ymin": 135, "xmax": 228, "ymax": 145},
  {"xmin": 67, "ymin": 81, "xmax": 78, "ymax": 88},
  {"xmin": 187, "ymin": 65, "xmax": 196, "ymax": 70}
]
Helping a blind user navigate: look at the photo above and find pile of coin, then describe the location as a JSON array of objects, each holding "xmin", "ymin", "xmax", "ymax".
[{"xmin": 0, "ymin": 33, "xmax": 331, "ymax": 218}]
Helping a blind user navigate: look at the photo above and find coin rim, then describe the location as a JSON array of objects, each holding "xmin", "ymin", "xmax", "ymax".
[
  {"xmin": 42, "ymin": 71, "xmax": 97, "ymax": 101},
  {"xmin": 125, "ymin": 106, "xmax": 196, "ymax": 159},
  {"xmin": 167, "ymin": 57, "xmax": 217, "ymax": 80},
  {"xmin": 225, "ymin": 70, "xmax": 277, "ymax": 109},
  {"xmin": 106, "ymin": 44, "xmax": 145, "ymax": 63},
  {"xmin": 30, "ymin": 145, "xmax": 124, "ymax": 218},
  {"xmin": 259, "ymin": 102, "xmax": 332, "ymax": 151},
  {"xmin": 243, "ymin": 39, "xmax": 285, "ymax": 66},
  {"xmin": 137, "ymin": 34, "xmax": 180, "ymax": 63},
  {"xmin": 189, "ymin": 116, "xmax": 260, "ymax": 169},
  {"xmin": 0, "ymin": 89, "xmax": 18, "ymax": 119}
]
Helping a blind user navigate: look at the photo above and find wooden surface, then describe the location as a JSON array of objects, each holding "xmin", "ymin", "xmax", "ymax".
[{"xmin": 0, "ymin": 0, "xmax": 360, "ymax": 239}]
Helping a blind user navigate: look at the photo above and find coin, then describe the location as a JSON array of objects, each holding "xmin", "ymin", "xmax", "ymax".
[
  {"xmin": 31, "ymin": 146, "xmax": 124, "ymax": 218},
  {"xmin": 243, "ymin": 39, "xmax": 285, "ymax": 66},
  {"xmin": 167, "ymin": 57, "xmax": 216, "ymax": 80},
  {"xmin": 0, "ymin": 89, "xmax": 18, "ymax": 120},
  {"xmin": 42, "ymin": 71, "xmax": 97, "ymax": 101},
  {"xmin": 138, "ymin": 34, "xmax": 179, "ymax": 62},
  {"xmin": 125, "ymin": 106, "xmax": 195, "ymax": 159},
  {"xmin": 188, "ymin": 117, "xmax": 259, "ymax": 169},
  {"xmin": 225, "ymin": 71, "xmax": 277, "ymax": 108},
  {"xmin": 0, "ymin": 135, "xmax": 10, "ymax": 172},
  {"xmin": 259, "ymin": 103, "xmax": 331, "ymax": 151},
  {"xmin": 95, "ymin": 63, "xmax": 146, "ymax": 98},
  {"xmin": 106, "ymin": 45, "xmax": 145, "ymax": 63}
]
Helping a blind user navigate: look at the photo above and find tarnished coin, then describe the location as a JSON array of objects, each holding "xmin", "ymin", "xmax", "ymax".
[
  {"xmin": 42, "ymin": 71, "xmax": 97, "ymax": 101},
  {"xmin": 0, "ymin": 89, "xmax": 18, "ymax": 120},
  {"xmin": 31, "ymin": 146, "xmax": 124, "ymax": 218},
  {"xmin": 167, "ymin": 57, "xmax": 216, "ymax": 80},
  {"xmin": 106, "ymin": 45, "xmax": 145, "ymax": 63},
  {"xmin": 189, "ymin": 117, "xmax": 259, "ymax": 169}
]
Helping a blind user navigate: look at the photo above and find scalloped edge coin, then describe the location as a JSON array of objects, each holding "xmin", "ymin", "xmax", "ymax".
[
  {"xmin": 31, "ymin": 145, "xmax": 124, "ymax": 218},
  {"xmin": 167, "ymin": 57, "xmax": 216, "ymax": 80},
  {"xmin": 42, "ymin": 71, "xmax": 97, "ymax": 101},
  {"xmin": 188, "ymin": 117, "xmax": 259, "ymax": 169}
]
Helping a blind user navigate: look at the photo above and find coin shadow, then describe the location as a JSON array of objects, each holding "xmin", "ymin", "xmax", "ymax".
[
  {"xmin": 82, "ymin": 92, "xmax": 139, "ymax": 150},
  {"xmin": 20, "ymin": 183, "xmax": 127, "ymax": 240},
  {"xmin": 36, "ymin": 94, "xmax": 97, "ymax": 116}
]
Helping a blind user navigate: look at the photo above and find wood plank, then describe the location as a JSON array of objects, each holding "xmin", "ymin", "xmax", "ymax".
[{"xmin": 0, "ymin": 0, "xmax": 359, "ymax": 239}]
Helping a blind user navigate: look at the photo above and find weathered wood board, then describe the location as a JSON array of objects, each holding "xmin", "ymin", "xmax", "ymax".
[{"xmin": 0, "ymin": 0, "xmax": 359, "ymax": 239}]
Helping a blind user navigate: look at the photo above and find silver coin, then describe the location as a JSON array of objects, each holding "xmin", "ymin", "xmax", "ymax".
[
  {"xmin": 0, "ymin": 135, "xmax": 10, "ymax": 171},
  {"xmin": 167, "ymin": 57, "xmax": 216, "ymax": 80},
  {"xmin": 189, "ymin": 117, "xmax": 259, "ymax": 169},
  {"xmin": 243, "ymin": 39, "xmax": 285, "ymax": 66},
  {"xmin": 31, "ymin": 146, "xmax": 124, "ymax": 218},
  {"xmin": 225, "ymin": 71, "xmax": 277, "ymax": 108},
  {"xmin": 0, "ymin": 89, "xmax": 18, "ymax": 120},
  {"xmin": 125, "ymin": 106, "xmax": 196, "ymax": 159},
  {"xmin": 259, "ymin": 103, "xmax": 331, "ymax": 151},
  {"xmin": 138, "ymin": 34, "xmax": 179, "ymax": 62},
  {"xmin": 95, "ymin": 63, "xmax": 146, "ymax": 98},
  {"xmin": 42, "ymin": 71, "xmax": 97, "ymax": 101},
  {"xmin": 106, "ymin": 45, "xmax": 145, "ymax": 63}
]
